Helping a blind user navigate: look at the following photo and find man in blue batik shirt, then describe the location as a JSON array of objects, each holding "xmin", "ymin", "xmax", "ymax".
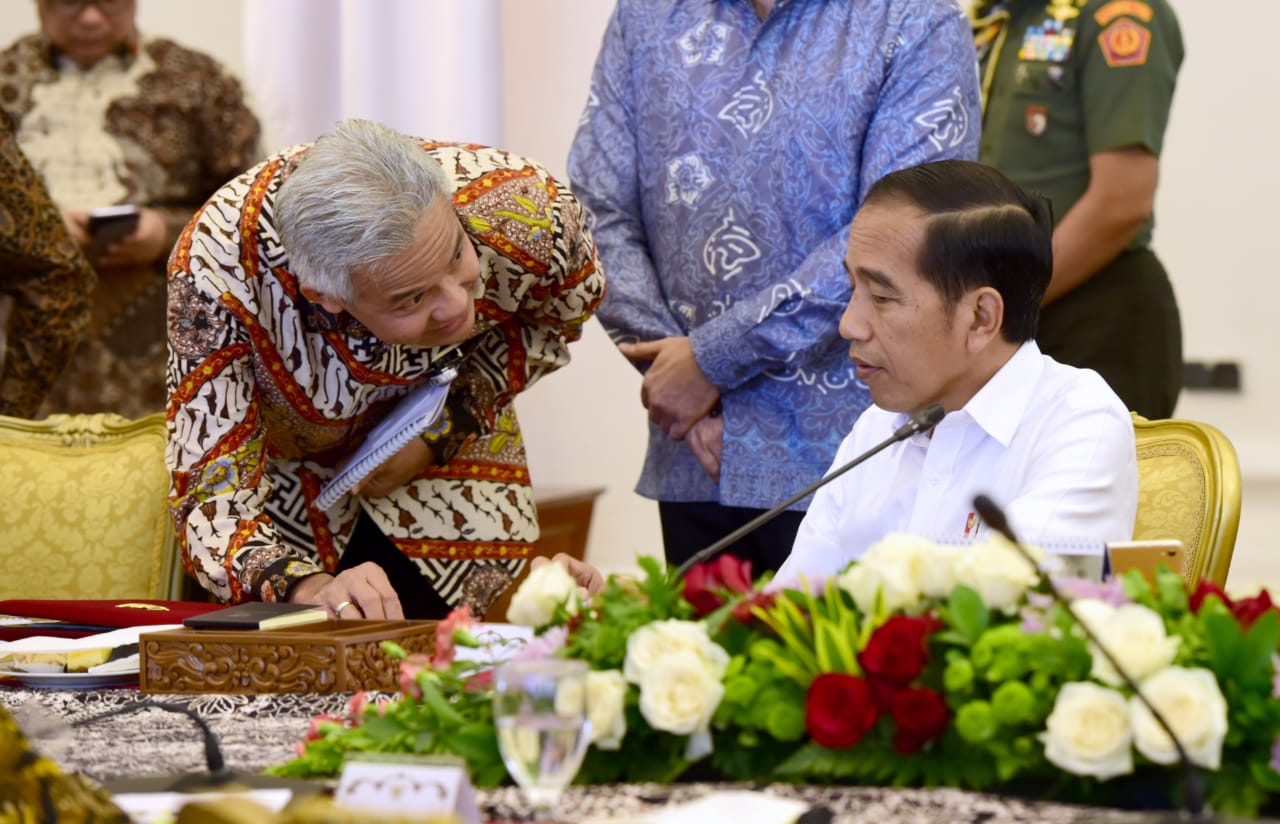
[{"xmin": 569, "ymin": 0, "xmax": 981, "ymax": 572}]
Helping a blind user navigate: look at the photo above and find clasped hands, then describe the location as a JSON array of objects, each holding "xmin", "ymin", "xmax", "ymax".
[{"xmin": 619, "ymin": 336, "xmax": 723, "ymax": 482}]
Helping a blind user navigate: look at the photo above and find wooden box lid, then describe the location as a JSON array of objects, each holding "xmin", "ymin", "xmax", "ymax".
[{"xmin": 138, "ymin": 619, "xmax": 437, "ymax": 694}]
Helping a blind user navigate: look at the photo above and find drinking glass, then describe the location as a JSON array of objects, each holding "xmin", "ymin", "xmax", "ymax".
[{"xmin": 492, "ymin": 658, "xmax": 592, "ymax": 820}]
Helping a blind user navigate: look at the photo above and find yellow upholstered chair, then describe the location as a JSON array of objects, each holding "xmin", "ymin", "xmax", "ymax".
[
  {"xmin": 0, "ymin": 412, "xmax": 179, "ymax": 600},
  {"xmin": 1130, "ymin": 413, "xmax": 1241, "ymax": 587}
]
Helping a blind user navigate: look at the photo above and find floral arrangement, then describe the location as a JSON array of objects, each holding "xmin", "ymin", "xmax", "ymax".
[{"xmin": 271, "ymin": 535, "xmax": 1280, "ymax": 817}]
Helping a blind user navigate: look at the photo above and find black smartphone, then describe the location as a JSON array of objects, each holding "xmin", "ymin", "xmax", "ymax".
[{"xmin": 87, "ymin": 204, "xmax": 141, "ymax": 260}]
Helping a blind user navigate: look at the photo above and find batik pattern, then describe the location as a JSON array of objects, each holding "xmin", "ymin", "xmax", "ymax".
[
  {"xmin": 0, "ymin": 116, "xmax": 94, "ymax": 418},
  {"xmin": 0, "ymin": 33, "xmax": 260, "ymax": 418},
  {"xmin": 166, "ymin": 142, "xmax": 603, "ymax": 612},
  {"xmin": 569, "ymin": 0, "xmax": 981, "ymax": 509}
]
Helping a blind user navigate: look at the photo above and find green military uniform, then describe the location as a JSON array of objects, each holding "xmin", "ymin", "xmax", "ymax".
[{"xmin": 970, "ymin": 0, "xmax": 1184, "ymax": 417}]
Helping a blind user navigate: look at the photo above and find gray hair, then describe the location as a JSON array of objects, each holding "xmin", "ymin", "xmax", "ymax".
[{"xmin": 274, "ymin": 119, "xmax": 450, "ymax": 303}]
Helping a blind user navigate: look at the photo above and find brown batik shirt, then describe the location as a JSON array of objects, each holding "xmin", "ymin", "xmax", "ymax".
[
  {"xmin": 0, "ymin": 114, "xmax": 94, "ymax": 418},
  {"xmin": 0, "ymin": 33, "xmax": 260, "ymax": 418}
]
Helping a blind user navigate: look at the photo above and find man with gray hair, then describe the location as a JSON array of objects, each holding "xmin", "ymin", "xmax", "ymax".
[{"xmin": 166, "ymin": 119, "xmax": 605, "ymax": 620}]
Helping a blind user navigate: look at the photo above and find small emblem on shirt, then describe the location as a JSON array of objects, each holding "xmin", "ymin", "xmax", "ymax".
[
  {"xmin": 1094, "ymin": 0, "xmax": 1153, "ymax": 26},
  {"xmin": 964, "ymin": 511, "xmax": 981, "ymax": 538},
  {"xmin": 1045, "ymin": 0, "xmax": 1081, "ymax": 23},
  {"xmin": 1097, "ymin": 17, "xmax": 1152, "ymax": 67},
  {"xmin": 1019, "ymin": 18, "xmax": 1076, "ymax": 63},
  {"xmin": 1025, "ymin": 105, "xmax": 1048, "ymax": 136}
]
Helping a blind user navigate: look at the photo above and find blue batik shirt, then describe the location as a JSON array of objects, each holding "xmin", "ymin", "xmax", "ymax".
[{"xmin": 569, "ymin": 0, "xmax": 981, "ymax": 510}]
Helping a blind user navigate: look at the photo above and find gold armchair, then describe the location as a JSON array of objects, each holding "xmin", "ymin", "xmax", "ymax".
[
  {"xmin": 0, "ymin": 412, "xmax": 179, "ymax": 600},
  {"xmin": 1131, "ymin": 413, "xmax": 1241, "ymax": 586}
]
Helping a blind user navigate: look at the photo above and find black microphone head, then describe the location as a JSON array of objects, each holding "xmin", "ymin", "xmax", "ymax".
[
  {"xmin": 972, "ymin": 494, "xmax": 1014, "ymax": 542},
  {"xmin": 915, "ymin": 403, "xmax": 946, "ymax": 430}
]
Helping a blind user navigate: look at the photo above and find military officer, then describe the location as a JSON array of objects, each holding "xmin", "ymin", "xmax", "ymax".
[{"xmin": 968, "ymin": 0, "xmax": 1184, "ymax": 417}]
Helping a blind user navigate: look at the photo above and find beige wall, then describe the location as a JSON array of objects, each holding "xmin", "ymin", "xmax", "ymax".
[{"xmin": 4, "ymin": 1, "xmax": 1276, "ymax": 584}]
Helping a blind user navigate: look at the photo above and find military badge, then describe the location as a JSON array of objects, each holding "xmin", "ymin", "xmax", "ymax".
[
  {"xmin": 1045, "ymin": 0, "xmax": 1080, "ymax": 22},
  {"xmin": 1094, "ymin": 0, "xmax": 1154, "ymax": 25},
  {"xmin": 1025, "ymin": 105, "xmax": 1048, "ymax": 136},
  {"xmin": 1098, "ymin": 17, "xmax": 1152, "ymax": 67},
  {"xmin": 1019, "ymin": 17, "xmax": 1076, "ymax": 62}
]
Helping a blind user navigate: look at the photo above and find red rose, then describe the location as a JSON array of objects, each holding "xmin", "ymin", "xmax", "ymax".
[
  {"xmin": 805, "ymin": 673, "xmax": 878, "ymax": 749},
  {"xmin": 1232, "ymin": 590, "xmax": 1277, "ymax": 629},
  {"xmin": 859, "ymin": 615, "xmax": 940, "ymax": 686},
  {"xmin": 731, "ymin": 590, "xmax": 777, "ymax": 625},
  {"xmin": 865, "ymin": 673, "xmax": 899, "ymax": 714},
  {"xmin": 1190, "ymin": 580, "xmax": 1231, "ymax": 614},
  {"xmin": 890, "ymin": 686, "xmax": 950, "ymax": 754},
  {"xmin": 682, "ymin": 554, "xmax": 754, "ymax": 617}
]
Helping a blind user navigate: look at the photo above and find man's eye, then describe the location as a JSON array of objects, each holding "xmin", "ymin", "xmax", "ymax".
[{"xmin": 870, "ymin": 294, "xmax": 894, "ymax": 305}]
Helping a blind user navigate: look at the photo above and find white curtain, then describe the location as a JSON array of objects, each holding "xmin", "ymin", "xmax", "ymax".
[{"xmin": 243, "ymin": 0, "xmax": 501, "ymax": 151}]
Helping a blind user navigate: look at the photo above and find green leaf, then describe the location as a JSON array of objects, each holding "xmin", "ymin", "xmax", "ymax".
[
  {"xmin": 946, "ymin": 585, "xmax": 990, "ymax": 645},
  {"xmin": 418, "ymin": 678, "xmax": 466, "ymax": 727}
]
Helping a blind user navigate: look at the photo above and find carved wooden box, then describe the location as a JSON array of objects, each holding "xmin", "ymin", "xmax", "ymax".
[{"xmin": 138, "ymin": 619, "xmax": 437, "ymax": 694}]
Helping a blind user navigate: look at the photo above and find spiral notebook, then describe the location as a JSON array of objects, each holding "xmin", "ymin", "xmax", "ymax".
[{"xmin": 316, "ymin": 368, "xmax": 457, "ymax": 511}]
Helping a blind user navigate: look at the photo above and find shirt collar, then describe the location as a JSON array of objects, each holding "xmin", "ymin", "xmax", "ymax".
[
  {"xmin": 39, "ymin": 31, "xmax": 139, "ymax": 71},
  {"xmin": 960, "ymin": 341, "xmax": 1044, "ymax": 447},
  {"xmin": 885, "ymin": 341, "xmax": 1043, "ymax": 448}
]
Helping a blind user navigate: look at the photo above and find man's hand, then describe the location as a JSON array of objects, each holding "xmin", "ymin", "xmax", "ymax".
[
  {"xmin": 531, "ymin": 553, "xmax": 605, "ymax": 597},
  {"xmin": 687, "ymin": 414, "xmax": 724, "ymax": 482},
  {"xmin": 286, "ymin": 562, "xmax": 404, "ymax": 620},
  {"xmin": 62, "ymin": 209, "xmax": 91, "ymax": 252},
  {"xmin": 619, "ymin": 337, "xmax": 719, "ymax": 441},
  {"xmin": 351, "ymin": 435, "xmax": 434, "ymax": 499},
  {"xmin": 95, "ymin": 207, "xmax": 169, "ymax": 267}
]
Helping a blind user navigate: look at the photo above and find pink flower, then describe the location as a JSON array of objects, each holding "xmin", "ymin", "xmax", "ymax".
[
  {"xmin": 433, "ymin": 606, "xmax": 477, "ymax": 669},
  {"xmin": 346, "ymin": 691, "xmax": 368, "ymax": 719},
  {"xmin": 1055, "ymin": 577, "xmax": 1129, "ymax": 606},
  {"xmin": 398, "ymin": 656, "xmax": 430, "ymax": 698},
  {"xmin": 515, "ymin": 625, "xmax": 569, "ymax": 661}
]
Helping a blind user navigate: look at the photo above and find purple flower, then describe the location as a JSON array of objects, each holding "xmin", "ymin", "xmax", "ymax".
[
  {"xmin": 515, "ymin": 625, "xmax": 568, "ymax": 661},
  {"xmin": 1054, "ymin": 576, "xmax": 1130, "ymax": 606}
]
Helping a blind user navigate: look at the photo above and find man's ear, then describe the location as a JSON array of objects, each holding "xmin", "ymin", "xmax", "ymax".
[
  {"xmin": 967, "ymin": 287, "xmax": 1004, "ymax": 349},
  {"xmin": 299, "ymin": 283, "xmax": 346, "ymax": 315}
]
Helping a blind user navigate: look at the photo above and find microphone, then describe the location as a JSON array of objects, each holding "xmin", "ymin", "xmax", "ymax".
[
  {"xmin": 673, "ymin": 403, "xmax": 946, "ymax": 579},
  {"xmin": 972, "ymin": 494, "xmax": 1208, "ymax": 821}
]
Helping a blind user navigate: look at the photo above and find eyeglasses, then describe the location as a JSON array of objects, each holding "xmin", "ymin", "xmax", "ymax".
[{"xmin": 42, "ymin": 0, "xmax": 133, "ymax": 20}]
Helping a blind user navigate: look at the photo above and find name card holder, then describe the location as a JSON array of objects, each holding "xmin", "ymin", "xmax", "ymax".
[{"xmin": 335, "ymin": 755, "xmax": 480, "ymax": 824}]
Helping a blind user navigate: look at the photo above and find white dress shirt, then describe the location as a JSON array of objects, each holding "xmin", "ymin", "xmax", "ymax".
[{"xmin": 778, "ymin": 343, "xmax": 1138, "ymax": 580}]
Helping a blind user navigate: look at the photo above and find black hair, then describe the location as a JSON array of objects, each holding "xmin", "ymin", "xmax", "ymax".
[{"xmin": 861, "ymin": 160, "xmax": 1053, "ymax": 343}]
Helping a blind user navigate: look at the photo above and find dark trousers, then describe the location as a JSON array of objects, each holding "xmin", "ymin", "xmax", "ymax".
[
  {"xmin": 659, "ymin": 501, "xmax": 804, "ymax": 574},
  {"xmin": 1037, "ymin": 248, "xmax": 1182, "ymax": 419},
  {"xmin": 336, "ymin": 512, "xmax": 453, "ymax": 620}
]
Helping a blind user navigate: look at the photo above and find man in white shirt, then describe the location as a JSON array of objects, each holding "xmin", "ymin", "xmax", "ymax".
[
  {"xmin": 547, "ymin": 159, "xmax": 1137, "ymax": 593},
  {"xmin": 777, "ymin": 159, "xmax": 1137, "ymax": 580}
]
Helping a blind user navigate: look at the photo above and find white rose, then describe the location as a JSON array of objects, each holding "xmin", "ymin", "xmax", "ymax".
[
  {"xmin": 1130, "ymin": 667, "xmax": 1228, "ymax": 769},
  {"xmin": 836, "ymin": 533, "xmax": 934, "ymax": 613},
  {"xmin": 953, "ymin": 534, "xmax": 1041, "ymax": 611},
  {"xmin": 1073, "ymin": 600, "xmax": 1180, "ymax": 686},
  {"xmin": 637, "ymin": 649, "xmax": 725, "ymax": 742},
  {"xmin": 917, "ymin": 543, "xmax": 965, "ymax": 599},
  {"xmin": 1042, "ymin": 682, "xmax": 1134, "ymax": 780},
  {"xmin": 623, "ymin": 620, "xmax": 729, "ymax": 684},
  {"xmin": 506, "ymin": 561, "xmax": 580, "ymax": 627},
  {"xmin": 585, "ymin": 670, "xmax": 628, "ymax": 750}
]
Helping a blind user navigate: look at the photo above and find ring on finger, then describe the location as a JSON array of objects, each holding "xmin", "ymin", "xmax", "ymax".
[{"xmin": 334, "ymin": 600, "xmax": 353, "ymax": 616}]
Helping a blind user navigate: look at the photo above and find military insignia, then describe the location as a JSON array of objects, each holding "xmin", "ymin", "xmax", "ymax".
[
  {"xmin": 1025, "ymin": 105, "xmax": 1048, "ymax": 136},
  {"xmin": 1098, "ymin": 17, "xmax": 1151, "ymax": 67},
  {"xmin": 1094, "ymin": 0, "xmax": 1154, "ymax": 25},
  {"xmin": 1019, "ymin": 18, "xmax": 1076, "ymax": 62},
  {"xmin": 1045, "ymin": 0, "xmax": 1080, "ymax": 22}
]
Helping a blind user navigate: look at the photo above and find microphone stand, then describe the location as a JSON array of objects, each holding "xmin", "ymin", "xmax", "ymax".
[
  {"xmin": 673, "ymin": 403, "xmax": 946, "ymax": 580},
  {"xmin": 972, "ymin": 494, "xmax": 1209, "ymax": 821}
]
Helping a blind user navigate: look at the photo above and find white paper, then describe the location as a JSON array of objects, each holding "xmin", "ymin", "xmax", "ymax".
[
  {"xmin": 0, "ymin": 624, "xmax": 182, "ymax": 655},
  {"xmin": 336, "ymin": 761, "xmax": 479, "ymax": 824}
]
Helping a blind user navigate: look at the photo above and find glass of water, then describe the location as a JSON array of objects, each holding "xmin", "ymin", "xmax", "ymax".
[{"xmin": 493, "ymin": 658, "xmax": 592, "ymax": 820}]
